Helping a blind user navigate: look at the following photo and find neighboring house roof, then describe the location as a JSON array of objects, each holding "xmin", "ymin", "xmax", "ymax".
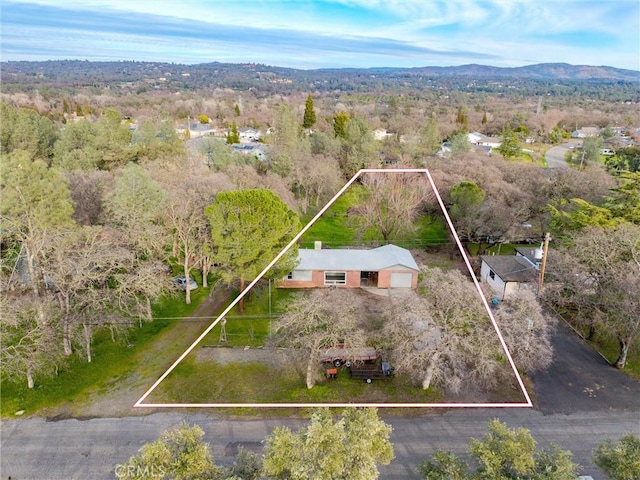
[
  {"xmin": 514, "ymin": 247, "xmax": 542, "ymax": 268},
  {"xmin": 480, "ymin": 255, "xmax": 537, "ymax": 283},
  {"xmin": 232, "ymin": 144, "xmax": 268, "ymax": 160},
  {"xmin": 373, "ymin": 128, "xmax": 393, "ymax": 140},
  {"xmin": 295, "ymin": 244, "xmax": 419, "ymax": 272},
  {"xmin": 572, "ymin": 127, "xmax": 600, "ymax": 138},
  {"xmin": 468, "ymin": 132, "xmax": 501, "ymax": 147},
  {"xmin": 190, "ymin": 123, "xmax": 213, "ymax": 131}
]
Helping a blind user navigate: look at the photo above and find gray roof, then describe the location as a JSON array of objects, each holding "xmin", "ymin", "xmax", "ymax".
[
  {"xmin": 295, "ymin": 244, "xmax": 419, "ymax": 272},
  {"xmin": 480, "ymin": 255, "xmax": 537, "ymax": 283},
  {"xmin": 514, "ymin": 247, "xmax": 542, "ymax": 266}
]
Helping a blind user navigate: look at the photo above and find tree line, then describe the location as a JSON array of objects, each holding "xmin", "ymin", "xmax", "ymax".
[
  {"xmin": 1, "ymin": 84, "xmax": 638, "ymax": 390},
  {"xmin": 121, "ymin": 409, "xmax": 640, "ymax": 480},
  {"xmin": 1, "ymin": 128, "xmax": 301, "ymax": 387}
]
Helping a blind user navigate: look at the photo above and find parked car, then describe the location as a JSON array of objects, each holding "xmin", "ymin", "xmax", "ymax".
[{"xmin": 173, "ymin": 276, "xmax": 198, "ymax": 291}]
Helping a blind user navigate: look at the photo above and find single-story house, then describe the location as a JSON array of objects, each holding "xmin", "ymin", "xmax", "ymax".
[
  {"xmin": 231, "ymin": 144, "xmax": 268, "ymax": 161},
  {"xmin": 479, "ymin": 254, "xmax": 538, "ymax": 300},
  {"xmin": 188, "ymin": 123, "xmax": 217, "ymax": 138},
  {"xmin": 373, "ymin": 128, "xmax": 394, "ymax": 141},
  {"xmin": 468, "ymin": 132, "xmax": 502, "ymax": 148},
  {"xmin": 280, "ymin": 243, "xmax": 419, "ymax": 289},
  {"xmin": 239, "ymin": 127, "xmax": 262, "ymax": 142}
]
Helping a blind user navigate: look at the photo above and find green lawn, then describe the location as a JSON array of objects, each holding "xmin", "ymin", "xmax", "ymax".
[
  {"xmin": 466, "ymin": 242, "xmax": 536, "ymax": 256},
  {"xmin": 0, "ymin": 284, "xmax": 214, "ymax": 417},
  {"xmin": 151, "ymin": 356, "xmax": 444, "ymax": 405},
  {"xmin": 300, "ymin": 185, "xmax": 449, "ymax": 249},
  {"xmin": 203, "ymin": 284, "xmax": 298, "ymax": 347},
  {"xmin": 300, "ymin": 187, "xmax": 361, "ymax": 248}
]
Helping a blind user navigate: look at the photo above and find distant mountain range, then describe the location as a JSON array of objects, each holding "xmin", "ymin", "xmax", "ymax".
[
  {"xmin": 2, "ymin": 60, "xmax": 637, "ymax": 80},
  {"xmin": 396, "ymin": 63, "xmax": 639, "ymax": 81},
  {"xmin": 1, "ymin": 61, "xmax": 638, "ymax": 96}
]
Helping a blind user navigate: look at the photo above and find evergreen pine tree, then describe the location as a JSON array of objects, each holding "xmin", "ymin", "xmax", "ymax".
[
  {"xmin": 303, "ymin": 94, "xmax": 316, "ymax": 129},
  {"xmin": 455, "ymin": 106, "xmax": 468, "ymax": 132},
  {"xmin": 226, "ymin": 121, "xmax": 240, "ymax": 144}
]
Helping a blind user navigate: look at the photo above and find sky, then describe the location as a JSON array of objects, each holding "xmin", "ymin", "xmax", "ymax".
[{"xmin": 1, "ymin": 0, "xmax": 639, "ymax": 70}]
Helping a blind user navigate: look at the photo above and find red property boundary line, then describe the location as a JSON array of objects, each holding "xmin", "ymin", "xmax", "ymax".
[{"xmin": 135, "ymin": 168, "xmax": 533, "ymax": 409}]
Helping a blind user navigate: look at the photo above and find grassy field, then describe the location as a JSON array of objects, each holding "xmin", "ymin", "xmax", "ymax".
[
  {"xmin": 0, "ymin": 282, "xmax": 214, "ymax": 417},
  {"xmin": 300, "ymin": 185, "xmax": 449, "ymax": 249},
  {"xmin": 203, "ymin": 284, "xmax": 298, "ymax": 347},
  {"xmin": 300, "ymin": 187, "xmax": 360, "ymax": 248},
  {"xmin": 150, "ymin": 356, "xmax": 444, "ymax": 405}
]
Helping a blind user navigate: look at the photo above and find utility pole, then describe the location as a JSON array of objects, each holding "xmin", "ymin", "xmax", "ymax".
[{"xmin": 538, "ymin": 232, "xmax": 551, "ymax": 296}]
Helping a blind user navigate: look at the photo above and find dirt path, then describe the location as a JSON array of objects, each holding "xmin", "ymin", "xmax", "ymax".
[{"xmin": 43, "ymin": 288, "xmax": 232, "ymax": 419}]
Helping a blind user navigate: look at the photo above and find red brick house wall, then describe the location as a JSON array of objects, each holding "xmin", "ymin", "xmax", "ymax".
[{"xmin": 279, "ymin": 270, "xmax": 362, "ymax": 288}]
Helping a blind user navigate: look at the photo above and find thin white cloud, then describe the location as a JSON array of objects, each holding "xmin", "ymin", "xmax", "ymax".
[{"xmin": 1, "ymin": 0, "xmax": 638, "ymax": 69}]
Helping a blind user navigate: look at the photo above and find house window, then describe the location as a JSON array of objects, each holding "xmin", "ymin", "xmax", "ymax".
[
  {"xmin": 324, "ymin": 271, "xmax": 346, "ymax": 285},
  {"xmin": 489, "ymin": 270, "xmax": 496, "ymax": 280},
  {"xmin": 286, "ymin": 270, "xmax": 312, "ymax": 281}
]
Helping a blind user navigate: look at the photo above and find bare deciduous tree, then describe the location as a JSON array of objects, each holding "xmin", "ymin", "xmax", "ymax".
[
  {"xmin": 42, "ymin": 226, "xmax": 133, "ymax": 361},
  {"xmin": 493, "ymin": 290, "xmax": 554, "ymax": 373},
  {"xmin": 545, "ymin": 223, "xmax": 640, "ymax": 368},
  {"xmin": 0, "ymin": 294, "xmax": 64, "ymax": 389},
  {"xmin": 272, "ymin": 289, "xmax": 368, "ymax": 388},
  {"xmin": 383, "ymin": 269, "xmax": 503, "ymax": 392},
  {"xmin": 351, "ymin": 172, "xmax": 434, "ymax": 245}
]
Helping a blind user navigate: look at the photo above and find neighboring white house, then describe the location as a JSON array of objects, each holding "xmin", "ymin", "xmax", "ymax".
[
  {"xmin": 373, "ymin": 128, "xmax": 394, "ymax": 141},
  {"xmin": 238, "ymin": 127, "xmax": 262, "ymax": 142},
  {"xmin": 468, "ymin": 132, "xmax": 502, "ymax": 148},
  {"xmin": 514, "ymin": 245, "xmax": 543, "ymax": 270},
  {"xmin": 479, "ymin": 254, "xmax": 538, "ymax": 300}
]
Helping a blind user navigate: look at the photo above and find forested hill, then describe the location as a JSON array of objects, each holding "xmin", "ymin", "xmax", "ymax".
[
  {"xmin": 402, "ymin": 63, "xmax": 639, "ymax": 80},
  {"xmin": 1, "ymin": 60, "xmax": 638, "ymax": 97}
]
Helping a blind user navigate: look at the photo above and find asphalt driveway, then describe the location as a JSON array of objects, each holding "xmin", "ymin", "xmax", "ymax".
[
  {"xmin": 545, "ymin": 140, "xmax": 582, "ymax": 168},
  {"xmin": 530, "ymin": 318, "xmax": 640, "ymax": 414}
]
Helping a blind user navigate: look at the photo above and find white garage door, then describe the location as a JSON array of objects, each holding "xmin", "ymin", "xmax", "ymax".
[{"xmin": 390, "ymin": 273, "xmax": 413, "ymax": 288}]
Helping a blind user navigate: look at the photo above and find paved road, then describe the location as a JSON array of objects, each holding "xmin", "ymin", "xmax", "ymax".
[
  {"xmin": 2, "ymin": 409, "xmax": 639, "ymax": 479},
  {"xmin": 545, "ymin": 140, "xmax": 581, "ymax": 168},
  {"xmin": 3, "ymin": 303, "xmax": 640, "ymax": 479},
  {"xmin": 531, "ymin": 318, "xmax": 640, "ymax": 414}
]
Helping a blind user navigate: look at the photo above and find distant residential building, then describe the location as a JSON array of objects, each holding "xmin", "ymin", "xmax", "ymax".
[
  {"xmin": 571, "ymin": 127, "xmax": 600, "ymax": 138},
  {"xmin": 231, "ymin": 143, "xmax": 267, "ymax": 161},
  {"xmin": 238, "ymin": 127, "xmax": 262, "ymax": 142},
  {"xmin": 188, "ymin": 122, "xmax": 217, "ymax": 138},
  {"xmin": 468, "ymin": 131, "xmax": 502, "ymax": 148},
  {"xmin": 373, "ymin": 128, "xmax": 394, "ymax": 141}
]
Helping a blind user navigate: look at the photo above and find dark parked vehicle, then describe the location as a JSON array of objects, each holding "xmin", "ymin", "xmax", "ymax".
[
  {"xmin": 173, "ymin": 276, "xmax": 197, "ymax": 291},
  {"xmin": 349, "ymin": 361, "xmax": 394, "ymax": 383}
]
